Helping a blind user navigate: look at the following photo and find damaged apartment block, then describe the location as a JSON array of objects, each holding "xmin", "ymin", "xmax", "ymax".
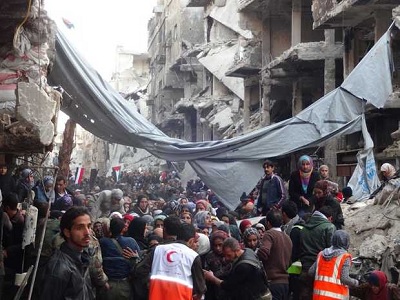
[
  {"xmin": 0, "ymin": 0, "xmax": 59, "ymax": 158},
  {"xmin": 148, "ymin": 0, "xmax": 400, "ymax": 182},
  {"xmin": 311, "ymin": 0, "xmax": 400, "ymax": 181}
]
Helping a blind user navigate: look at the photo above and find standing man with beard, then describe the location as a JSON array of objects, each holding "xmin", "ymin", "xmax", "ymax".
[
  {"xmin": 40, "ymin": 206, "xmax": 95, "ymax": 300},
  {"xmin": 252, "ymin": 160, "xmax": 286, "ymax": 216}
]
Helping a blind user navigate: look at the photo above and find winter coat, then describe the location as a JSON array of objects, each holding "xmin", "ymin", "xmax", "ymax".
[
  {"xmin": 289, "ymin": 171, "xmax": 320, "ymax": 212},
  {"xmin": 313, "ymin": 195, "xmax": 345, "ymax": 229},
  {"xmin": 300, "ymin": 211, "xmax": 336, "ymax": 271},
  {"xmin": 40, "ymin": 242, "xmax": 95, "ymax": 300}
]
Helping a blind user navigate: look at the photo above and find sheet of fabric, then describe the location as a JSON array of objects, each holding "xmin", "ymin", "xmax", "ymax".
[{"xmin": 48, "ymin": 25, "xmax": 394, "ymax": 210}]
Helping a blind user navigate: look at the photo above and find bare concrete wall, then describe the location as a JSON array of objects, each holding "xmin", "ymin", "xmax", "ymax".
[
  {"xmin": 270, "ymin": 16, "xmax": 291, "ymax": 58},
  {"xmin": 301, "ymin": 11, "xmax": 325, "ymax": 42},
  {"xmin": 210, "ymin": 20, "xmax": 238, "ymax": 42},
  {"xmin": 181, "ymin": 8, "xmax": 205, "ymax": 45}
]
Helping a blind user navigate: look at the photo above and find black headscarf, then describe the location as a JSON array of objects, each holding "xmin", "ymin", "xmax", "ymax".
[{"xmin": 127, "ymin": 217, "xmax": 148, "ymax": 250}]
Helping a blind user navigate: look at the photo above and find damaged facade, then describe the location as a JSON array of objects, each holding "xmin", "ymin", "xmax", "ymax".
[
  {"xmin": 147, "ymin": 0, "xmax": 400, "ymax": 181},
  {"xmin": 311, "ymin": 0, "xmax": 400, "ymax": 180},
  {"xmin": 0, "ymin": 0, "xmax": 59, "ymax": 163}
]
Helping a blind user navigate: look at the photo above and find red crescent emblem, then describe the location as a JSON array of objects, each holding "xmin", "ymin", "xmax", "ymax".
[{"xmin": 166, "ymin": 250, "xmax": 177, "ymax": 263}]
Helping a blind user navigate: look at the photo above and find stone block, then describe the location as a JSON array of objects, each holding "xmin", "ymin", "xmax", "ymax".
[{"xmin": 17, "ymin": 82, "xmax": 56, "ymax": 145}]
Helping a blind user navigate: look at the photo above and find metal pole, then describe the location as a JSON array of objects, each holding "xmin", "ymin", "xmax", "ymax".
[{"xmin": 27, "ymin": 167, "xmax": 59, "ymax": 300}]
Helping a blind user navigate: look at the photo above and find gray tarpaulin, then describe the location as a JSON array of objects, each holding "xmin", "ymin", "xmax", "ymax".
[{"xmin": 48, "ymin": 28, "xmax": 393, "ymax": 210}]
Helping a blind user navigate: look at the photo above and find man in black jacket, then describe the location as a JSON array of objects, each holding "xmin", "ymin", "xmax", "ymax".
[
  {"xmin": 204, "ymin": 237, "xmax": 269, "ymax": 300},
  {"xmin": 40, "ymin": 206, "xmax": 94, "ymax": 300}
]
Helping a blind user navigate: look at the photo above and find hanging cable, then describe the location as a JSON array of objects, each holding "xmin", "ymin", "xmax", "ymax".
[{"xmin": 13, "ymin": 0, "xmax": 33, "ymax": 50}]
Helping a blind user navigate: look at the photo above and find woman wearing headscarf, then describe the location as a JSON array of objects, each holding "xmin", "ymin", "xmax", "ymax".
[
  {"xmin": 126, "ymin": 217, "xmax": 148, "ymax": 251},
  {"xmin": 204, "ymin": 230, "xmax": 231, "ymax": 300},
  {"xmin": 312, "ymin": 180, "xmax": 344, "ymax": 229},
  {"xmin": 371, "ymin": 163, "xmax": 399, "ymax": 203},
  {"xmin": 380, "ymin": 163, "xmax": 396, "ymax": 181},
  {"xmin": 309, "ymin": 230, "xmax": 359, "ymax": 299},
  {"xmin": 223, "ymin": 213, "xmax": 241, "ymax": 242},
  {"xmin": 350, "ymin": 270, "xmax": 400, "ymax": 300},
  {"xmin": 243, "ymin": 227, "xmax": 260, "ymax": 253},
  {"xmin": 194, "ymin": 211, "xmax": 213, "ymax": 236},
  {"xmin": 195, "ymin": 199, "xmax": 212, "ymax": 214},
  {"xmin": 33, "ymin": 176, "xmax": 55, "ymax": 203},
  {"xmin": 289, "ymin": 155, "xmax": 320, "ymax": 217},
  {"xmin": 196, "ymin": 232, "xmax": 211, "ymax": 267}
]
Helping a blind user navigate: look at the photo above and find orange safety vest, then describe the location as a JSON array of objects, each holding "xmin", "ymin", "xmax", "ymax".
[{"xmin": 313, "ymin": 252, "xmax": 351, "ymax": 300}]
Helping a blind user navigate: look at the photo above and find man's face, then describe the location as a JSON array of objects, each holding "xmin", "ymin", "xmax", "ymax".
[
  {"xmin": 319, "ymin": 167, "xmax": 329, "ymax": 179},
  {"xmin": 0, "ymin": 166, "xmax": 7, "ymax": 176},
  {"xmin": 139, "ymin": 198, "xmax": 148, "ymax": 210},
  {"xmin": 63, "ymin": 214, "xmax": 92, "ymax": 251},
  {"xmin": 56, "ymin": 180, "xmax": 66, "ymax": 193},
  {"xmin": 264, "ymin": 165, "xmax": 274, "ymax": 176},
  {"xmin": 223, "ymin": 247, "xmax": 239, "ymax": 263}
]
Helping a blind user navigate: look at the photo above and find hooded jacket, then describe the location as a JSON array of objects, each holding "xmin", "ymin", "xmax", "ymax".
[{"xmin": 300, "ymin": 211, "xmax": 336, "ymax": 270}]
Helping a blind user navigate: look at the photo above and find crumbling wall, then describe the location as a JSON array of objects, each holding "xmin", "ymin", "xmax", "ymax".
[
  {"xmin": 181, "ymin": 8, "xmax": 205, "ymax": 46},
  {"xmin": 0, "ymin": 0, "xmax": 59, "ymax": 153},
  {"xmin": 312, "ymin": 0, "xmax": 338, "ymax": 26},
  {"xmin": 270, "ymin": 16, "xmax": 291, "ymax": 58}
]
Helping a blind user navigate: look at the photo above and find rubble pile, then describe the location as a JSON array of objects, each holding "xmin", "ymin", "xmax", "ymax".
[
  {"xmin": 344, "ymin": 194, "xmax": 400, "ymax": 282},
  {"xmin": 0, "ymin": 0, "xmax": 59, "ymax": 152}
]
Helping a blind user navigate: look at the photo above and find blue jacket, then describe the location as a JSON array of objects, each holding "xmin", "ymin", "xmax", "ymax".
[
  {"xmin": 100, "ymin": 235, "xmax": 140, "ymax": 279},
  {"xmin": 256, "ymin": 174, "xmax": 286, "ymax": 211}
]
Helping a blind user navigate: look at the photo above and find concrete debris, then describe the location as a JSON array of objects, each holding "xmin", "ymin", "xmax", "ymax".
[
  {"xmin": 344, "ymin": 200, "xmax": 400, "ymax": 271},
  {"xmin": 268, "ymin": 41, "xmax": 343, "ymax": 69},
  {"xmin": 0, "ymin": 0, "xmax": 58, "ymax": 152},
  {"xmin": 359, "ymin": 234, "xmax": 390, "ymax": 260},
  {"xmin": 209, "ymin": 0, "xmax": 254, "ymax": 39},
  {"xmin": 198, "ymin": 43, "xmax": 245, "ymax": 99},
  {"xmin": 17, "ymin": 82, "xmax": 57, "ymax": 145},
  {"xmin": 209, "ymin": 106, "xmax": 233, "ymax": 130}
]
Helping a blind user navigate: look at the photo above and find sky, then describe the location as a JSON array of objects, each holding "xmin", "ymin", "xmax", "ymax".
[
  {"xmin": 45, "ymin": 0, "xmax": 157, "ymax": 129},
  {"xmin": 45, "ymin": 0, "xmax": 157, "ymax": 79}
]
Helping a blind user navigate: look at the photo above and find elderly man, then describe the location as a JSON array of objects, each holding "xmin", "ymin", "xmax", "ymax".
[{"xmin": 204, "ymin": 237, "xmax": 269, "ymax": 300}]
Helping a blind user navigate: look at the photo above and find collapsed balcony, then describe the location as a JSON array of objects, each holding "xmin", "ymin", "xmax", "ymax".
[
  {"xmin": 225, "ymin": 40, "xmax": 262, "ymax": 78},
  {"xmin": 312, "ymin": 0, "xmax": 399, "ymax": 29}
]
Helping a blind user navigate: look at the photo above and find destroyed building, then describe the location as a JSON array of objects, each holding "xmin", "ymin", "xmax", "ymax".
[
  {"xmin": 147, "ymin": 0, "xmax": 400, "ymax": 182},
  {"xmin": 311, "ymin": 0, "xmax": 400, "ymax": 181},
  {"xmin": 0, "ymin": 0, "xmax": 60, "ymax": 164}
]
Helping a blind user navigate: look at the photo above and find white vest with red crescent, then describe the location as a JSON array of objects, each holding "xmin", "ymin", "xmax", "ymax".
[{"xmin": 149, "ymin": 242, "xmax": 198, "ymax": 300}]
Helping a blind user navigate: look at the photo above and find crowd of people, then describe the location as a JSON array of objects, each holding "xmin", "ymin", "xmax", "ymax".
[{"xmin": 0, "ymin": 156, "xmax": 398, "ymax": 300}]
